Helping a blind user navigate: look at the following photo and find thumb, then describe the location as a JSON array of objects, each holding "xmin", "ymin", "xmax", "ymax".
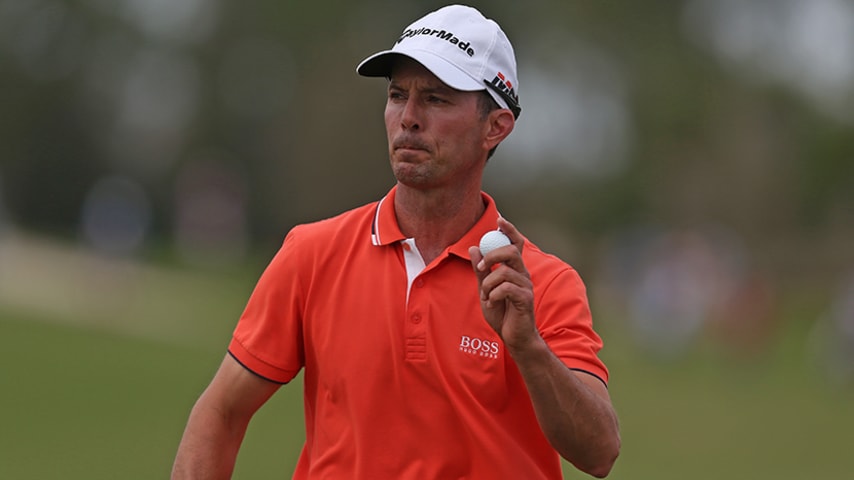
[{"xmin": 468, "ymin": 246, "xmax": 489, "ymax": 293}]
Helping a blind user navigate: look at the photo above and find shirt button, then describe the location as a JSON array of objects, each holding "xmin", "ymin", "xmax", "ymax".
[
  {"xmin": 415, "ymin": 278, "xmax": 425, "ymax": 288},
  {"xmin": 411, "ymin": 313, "xmax": 422, "ymax": 324}
]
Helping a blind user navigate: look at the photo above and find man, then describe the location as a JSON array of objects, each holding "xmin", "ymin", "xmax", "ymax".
[{"xmin": 172, "ymin": 5, "xmax": 620, "ymax": 479}]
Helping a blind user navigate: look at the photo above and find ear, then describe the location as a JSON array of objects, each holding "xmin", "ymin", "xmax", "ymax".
[{"xmin": 483, "ymin": 109, "xmax": 515, "ymax": 153}]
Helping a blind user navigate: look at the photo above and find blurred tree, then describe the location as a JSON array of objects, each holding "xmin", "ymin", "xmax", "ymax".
[{"xmin": 0, "ymin": 0, "xmax": 850, "ymax": 283}]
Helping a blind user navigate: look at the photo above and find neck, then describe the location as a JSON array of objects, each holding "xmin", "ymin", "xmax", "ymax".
[{"xmin": 394, "ymin": 183, "xmax": 485, "ymax": 264}]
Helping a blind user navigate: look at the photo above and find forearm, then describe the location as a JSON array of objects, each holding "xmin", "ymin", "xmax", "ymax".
[
  {"xmin": 509, "ymin": 338, "xmax": 620, "ymax": 478},
  {"xmin": 172, "ymin": 355, "xmax": 280, "ymax": 479},
  {"xmin": 171, "ymin": 397, "xmax": 250, "ymax": 479}
]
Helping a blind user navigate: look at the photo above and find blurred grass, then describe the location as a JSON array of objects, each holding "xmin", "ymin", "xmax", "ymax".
[
  {"xmin": 1, "ymin": 245, "xmax": 852, "ymax": 479},
  {"xmin": 600, "ymin": 317, "xmax": 854, "ymax": 479},
  {"xmin": 0, "ymin": 308, "xmax": 305, "ymax": 479}
]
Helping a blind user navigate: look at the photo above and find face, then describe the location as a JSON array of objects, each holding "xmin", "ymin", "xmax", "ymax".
[{"xmin": 385, "ymin": 58, "xmax": 492, "ymax": 191}]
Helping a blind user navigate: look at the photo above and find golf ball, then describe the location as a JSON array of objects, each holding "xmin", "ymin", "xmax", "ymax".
[{"xmin": 479, "ymin": 230, "xmax": 511, "ymax": 255}]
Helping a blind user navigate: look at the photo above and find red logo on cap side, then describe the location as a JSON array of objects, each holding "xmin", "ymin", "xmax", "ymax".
[
  {"xmin": 489, "ymin": 72, "xmax": 518, "ymax": 104},
  {"xmin": 497, "ymin": 72, "xmax": 513, "ymax": 89}
]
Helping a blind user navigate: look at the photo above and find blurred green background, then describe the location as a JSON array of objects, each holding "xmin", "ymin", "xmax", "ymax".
[{"xmin": 1, "ymin": 0, "xmax": 852, "ymax": 478}]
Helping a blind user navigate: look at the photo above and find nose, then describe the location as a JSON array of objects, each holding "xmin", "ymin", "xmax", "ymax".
[{"xmin": 400, "ymin": 98, "xmax": 421, "ymax": 131}]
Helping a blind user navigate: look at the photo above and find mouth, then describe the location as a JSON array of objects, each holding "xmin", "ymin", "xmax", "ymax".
[
  {"xmin": 395, "ymin": 146, "xmax": 425, "ymax": 157},
  {"xmin": 393, "ymin": 137, "xmax": 429, "ymax": 154}
]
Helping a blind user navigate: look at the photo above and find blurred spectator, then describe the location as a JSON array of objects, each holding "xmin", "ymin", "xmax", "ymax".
[
  {"xmin": 629, "ymin": 230, "xmax": 725, "ymax": 356},
  {"xmin": 809, "ymin": 272, "xmax": 854, "ymax": 385},
  {"xmin": 707, "ymin": 269, "xmax": 778, "ymax": 359},
  {"xmin": 173, "ymin": 155, "xmax": 249, "ymax": 267},
  {"xmin": 0, "ymin": 172, "xmax": 9, "ymax": 235},
  {"xmin": 597, "ymin": 226, "xmax": 752, "ymax": 358},
  {"xmin": 79, "ymin": 174, "xmax": 152, "ymax": 256}
]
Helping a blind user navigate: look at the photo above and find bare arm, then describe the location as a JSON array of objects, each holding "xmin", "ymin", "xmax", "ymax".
[
  {"xmin": 172, "ymin": 354, "xmax": 281, "ymax": 479},
  {"xmin": 470, "ymin": 218, "xmax": 620, "ymax": 478},
  {"xmin": 507, "ymin": 338, "xmax": 620, "ymax": 477}
]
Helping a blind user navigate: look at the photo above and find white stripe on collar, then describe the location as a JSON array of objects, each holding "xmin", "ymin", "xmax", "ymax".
[{"xmin": 370, "ymin": 194, "xmax": 388, "ymax": 246}]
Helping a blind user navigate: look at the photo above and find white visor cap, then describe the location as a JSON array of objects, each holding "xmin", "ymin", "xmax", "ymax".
[{"xmin": 357, "ymin": 5, "xmax": 521, "ymax": 118}]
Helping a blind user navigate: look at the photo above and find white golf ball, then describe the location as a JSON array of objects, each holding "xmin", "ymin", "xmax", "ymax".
[{"xmin": 479, "ymin": 230, "xmax": 511, "ymax": 255}]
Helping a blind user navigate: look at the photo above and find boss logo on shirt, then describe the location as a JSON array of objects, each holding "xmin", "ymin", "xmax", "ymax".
[{"xmin": 459, "ymin": 335, "xmax": 499, "ymax": 359}]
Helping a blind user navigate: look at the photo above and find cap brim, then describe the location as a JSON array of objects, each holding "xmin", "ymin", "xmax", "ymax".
[{"xmin": 357, "ymin": 50, "xmax": 484, "ymax": 93}]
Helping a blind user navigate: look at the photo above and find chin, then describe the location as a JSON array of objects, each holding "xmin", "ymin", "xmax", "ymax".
[{"xmin": 392, "ymin": 165, "xmax": 435, "ymax": 188}]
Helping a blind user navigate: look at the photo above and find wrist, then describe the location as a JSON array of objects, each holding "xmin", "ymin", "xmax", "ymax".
[{"xmin": 505, "ymin": 330, "xmax": 548, "ymax": 362}]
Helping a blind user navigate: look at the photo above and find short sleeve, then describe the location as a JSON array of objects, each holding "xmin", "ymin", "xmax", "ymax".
[
  {"xmin": 229, "ymin": 228, "xmax": 306, "ymax": 384},
  {"xmin": 535, "ymin": 267, "xmax": 608, "ymax": 385}
]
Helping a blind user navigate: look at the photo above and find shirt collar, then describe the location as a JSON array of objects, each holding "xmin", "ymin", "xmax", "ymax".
[{"xmin": 371, "ymin": 185, "xmax": 502, "ymax": 261}]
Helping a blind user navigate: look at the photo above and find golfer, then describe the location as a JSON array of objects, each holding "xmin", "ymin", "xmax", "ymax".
[{"xmin": 172, "ymin": 5, "xmax": 620, "ymax": 479}]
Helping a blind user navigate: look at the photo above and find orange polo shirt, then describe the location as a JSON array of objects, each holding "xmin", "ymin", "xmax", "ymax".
[{"xmin": 229, "ymin": 186, "xmax": 607, "ymax": 479}]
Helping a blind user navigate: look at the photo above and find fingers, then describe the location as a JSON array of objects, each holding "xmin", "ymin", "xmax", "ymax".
[
  {"xmin": 480, "ymin": 263, "xmax": 533, "ymax": 306},
  {"xmin": 470, "ymin": 218, "xmax": 532, "ymax": 308},
  {"xmin": 469, "ymin": 246, "xmax": 489, "ymax": 288},
  {"xmin": 479, "ymin": 246, "xmax": 525, "ymax": 273},
  {"xmin": 497, "ymin": 217, "xmax": 524, "ymax": 252},
  {"xmin": 476, "ymin": 219, "xmax": 525, "ymax": 273}
]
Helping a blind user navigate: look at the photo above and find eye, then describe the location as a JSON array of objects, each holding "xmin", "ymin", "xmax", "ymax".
[{"xmin": 427, "ymin": 95, "xmax": 447, "ymax": 104}]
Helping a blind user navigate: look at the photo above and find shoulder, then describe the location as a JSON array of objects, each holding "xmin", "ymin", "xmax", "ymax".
[
  {"xmin": 522, "ymin": 241, "xmax": 576, "ymax": 278},
  {"xmin": 285, "ymin": 201, "xmax": 378, "ymax": 247},
  {"xmin": 522, "ymin": 241, "xmax": 587, "ymax": 295},
  {"xmin": 263, "ymin": 201, "xmax": 379, "ymax": 282}
]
